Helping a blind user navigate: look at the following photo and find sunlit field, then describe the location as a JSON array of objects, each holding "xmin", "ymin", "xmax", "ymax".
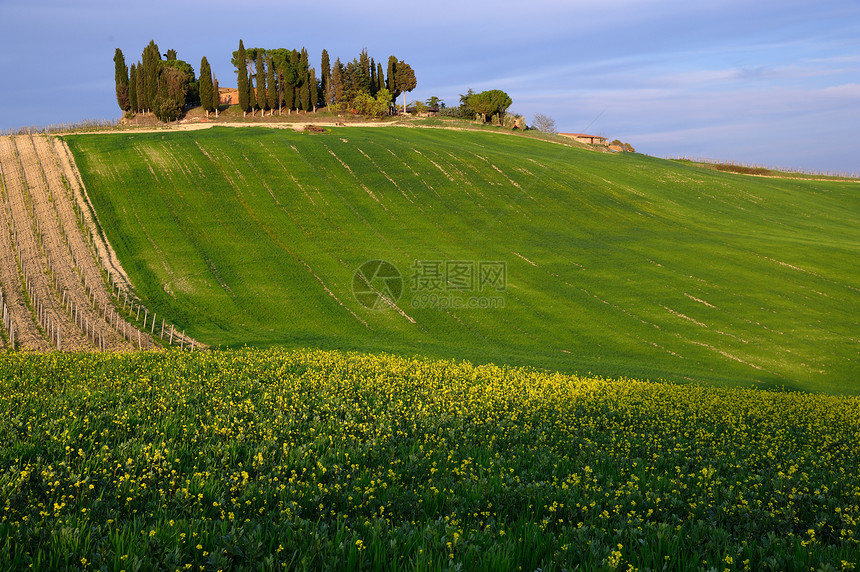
[
  {"xmin": 1, "ymin": 349, "xmax": 858, "ymax": 570},
  {"xmin": 66, "ymin": 127, "xmax": 860, "ymax": 393}
]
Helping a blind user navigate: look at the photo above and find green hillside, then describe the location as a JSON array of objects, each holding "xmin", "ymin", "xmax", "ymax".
[{"xmin": 66, "ymin": 126, "xmax": 860, "ymax": 393}]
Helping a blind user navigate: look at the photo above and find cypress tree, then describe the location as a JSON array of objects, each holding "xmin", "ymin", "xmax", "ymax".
[
  {"xmin": 236, "ymin": 40, "xmax": 249, "ymax": 116},
  {"xmin": 309, "ymin": 68, "xmax": 318, "ymax": 111},
  {"xmin": 266, "ymin": 55, "xmax": 277, "ymax": 116},
  {"xmin": 199, "ymin": 57, "xmax": 214, "ymax": 117},
  {"xmin": 283, "ymin": 50, "xmax": 299, "ymax": 112},
  {"xmin": 370, "ymin": 58, "xmax": 377, "ymax": 97},
  {"xmin": 142, "ymin": 41, "xmax": 161, "ymax": 113},
  {"xmin": 387, "ymin": 56, "xmax": 398, "ymax": 101},
  {"xmin": 377, "ymin": 62, "xmax": 385, "ymax": 95},
  {"xmin": 320, "ymin": 49, "xmax": 331, "ymax": 108},
  {"xmin": 332, "ymin": 58, "xmax": 344, "ymax": 105},
  {"xmin": 128, "ymin": 64, "xmax": 138, "ymax": 114},
  {"xmin": 256, "ymin": 53, "xmax": 267, "ymax": 114},
  {"xmin": 249, "ymin": 76, "xmax": 257, "ymax": 114},
  {"xmin": 298, "ymin": 72, "xmax": 309, "ymax": 112},
  {"xmin": 114, "ymin": 48, "xmax": 130, "ymax": 112},
  {"xmin": 298, "ymin": 49, "xmax": 309, "ymax": 111},
  {"xmin": 359, "ymin": 49, "xmax": 370, "ymax": 91},
  {"xmin": 213, "ymin": 78, "xmax": 220, "ymax": 117},
  {"xmin": 134, "ymin": 61, "xmax": 144, "ymax": 112}
]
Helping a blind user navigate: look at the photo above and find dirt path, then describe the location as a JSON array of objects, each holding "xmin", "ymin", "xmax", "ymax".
[{"xmin": 68, "ymin": 120, "xmax": 402, "ymax": 136}]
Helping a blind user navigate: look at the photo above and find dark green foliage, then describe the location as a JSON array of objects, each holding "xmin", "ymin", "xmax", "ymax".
[
  {"xmin": 141, "ymin": 40, "xmax": 161, "ymax": 112},
  {"xmin": 128, "ymin": 64, "xmax": 138, "ymax": 114},
  {"xmin": 114, "ymin": 48, "xmax": 130, "ymax": 112},
  {"xmin": 331, "ymin": 58, "xmax": 344, "ymax": 105},
  {"xmin": 298, "ymin": 75, "xmax": 308, "ymax": 111},
  {"xmin": 308, "ymin": 68, "xmax": 318, "ymax": 111},
  {"xmin": 394, "ymin": 60, "xmax": 416, "ymax": 112},
  {"xmin": 236, "ymin": 40, "xmax": 249, "ymax": 114},
  {"xmin": 199, "ymin": 57, "xmax": 214, "ymax": 114},
  {"xmin": 248, "ymin": 75, "xmax": 257, "ymax": 112},
  {"xmin": 387, "ymin": 56, "xmax": 398, "ymax": 100},
  {"xmin": 212, "ymin": 78, "xmax": 220, "ymax": 116},
  {"xmin": 467, "ymin": 89, "xmax": 512, "ymax": 123},
  {"xmin": 135, "ymin": 60, "xmax": 145, "ymax": 112},
  {"xmin": 376, "ymin": 62, "xmax": 385, "ymax": 96},
  {"xmin": 320, "ymin": 49, "xmax": 331, "ymax": 107},
  {"xmin": 266, "ymin": 56, "xmax": 277, "ymax": 114},
  {"xmin": 369, "ymin": 57, "xmax": 377, "ymax": 96},
  {"xmin": 255, "ymin": 54, "xmax": 267, "ymax": 112},
  {"xmin": 162, "ymin": 58, "xmax": 197, "ymax": 106},
  {"xmin": 359, "ymin": 49, "xmax": 371, "ymax": 92},
  {"xmin": 165, "ymin": 48, "xmax": 177, "ymax": 61},
  {"xmin": 425, "ymin": 96, "xmax": 443, "ymax": 109},
  {"xmin": 152, "ymin": 66, "xmax": 186, "ymax": 121}
]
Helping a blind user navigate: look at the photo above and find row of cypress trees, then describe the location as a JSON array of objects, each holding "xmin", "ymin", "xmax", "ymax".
[
  {"xmin": 114, "ymin": 40, "xmax": 418, "ymax": 121},
  {"xmin": 232, "ymin": 41, "xmax": 417, "ymax": 117},
  {"xmin": 115, "ymin": 42, "xmax": 218, "ymax": 121}
]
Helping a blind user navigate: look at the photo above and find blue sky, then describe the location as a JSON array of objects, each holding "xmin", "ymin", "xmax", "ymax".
[{"xmin": 1, "ymin": 0, "xmax": 858, "ymax": 173}]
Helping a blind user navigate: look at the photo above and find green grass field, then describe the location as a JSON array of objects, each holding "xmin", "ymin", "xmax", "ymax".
[
  {"xmin": 66, "ymin": 126, "xmax": 860, "ymax": 393},
  {"xmin": 1, "ymin": 349, "xmax": 858, "ymax": 570}
]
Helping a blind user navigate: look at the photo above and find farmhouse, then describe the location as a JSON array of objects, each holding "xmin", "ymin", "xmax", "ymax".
[
  {"xmin": 559, "ymin": 133, "xmax": 608, "ymax": 145},
  {"xmin": 219, "ymin": 87, "xmax": 240, "ymax": 105}
]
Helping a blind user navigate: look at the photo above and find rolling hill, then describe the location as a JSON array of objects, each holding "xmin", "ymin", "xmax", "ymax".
[{"xmin": 65, "ymin": 126, "xmax": 860, "ymax": 393}]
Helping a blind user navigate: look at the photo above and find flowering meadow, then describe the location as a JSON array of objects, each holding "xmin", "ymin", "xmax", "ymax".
[{"xmin": 0, "ymin": 348, "xmax": 858, "ymax": 571}]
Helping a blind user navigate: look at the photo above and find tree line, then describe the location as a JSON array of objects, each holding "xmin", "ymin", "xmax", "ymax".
[
  {"xmin": 114, "ymin": 42, "xmax": 211, "ymax": 122},
  {"xmin": 114, "ymin": 40, "xmax": 417, "ymax": 122},
  {"xmin": 232, "ymin": 41, "xmax": 416, "ymax": 118}
]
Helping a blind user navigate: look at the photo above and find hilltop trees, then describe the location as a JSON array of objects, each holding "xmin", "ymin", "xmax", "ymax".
[
  {"xmin": 332, "ymin": 59, "xmax": 344, "ymax": 105},
  {"xmin": 320, "ymin": 50, "xmax": 332, "ymax": 106},
  {"xmin": 128, "ymin": 64, "xmax": 138, "ymax": 114},
  {"xmin": 114, "ymin": 48, "xmax": 130, "ymax": 112},
  {"xmin": 394, "ymin": 61, "xmax": 417, "ymax": 113},
  {"xmin": 467, "ymin": 89, "xmax": 512, "ymax": 124},
  {"xmin": 266, "ymin": 55, "xmax": 277, "ymax": 116},
  {"xmin": 120, "ymin": 41, "xmax": 203, "ymax": 122},
  {"xmin": 387, "ymin": 57, "xmax": 398, "ymax": 100},
  {"xmin": 199, "ymin": 56, "xmax": 215, "ymax": 118},
  {"xmin": 236, "ymin": 40, "xmax": 249, "ymax": 116},
  {"xmin": 115, "ymin": 41, "xmax": 418, "ymax": 121},
  {"xmin": 256, "ymin": 53, "xmax": 267, "ymax": 114},
  {"xmin": 142, "ymin": 41, "xmax": 160, "ymax": 112}
]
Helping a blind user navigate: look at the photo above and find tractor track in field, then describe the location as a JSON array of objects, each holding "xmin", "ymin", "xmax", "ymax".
[{"xmin": 0, "ymin": 134, "xmax": 176, "ymax": 351}]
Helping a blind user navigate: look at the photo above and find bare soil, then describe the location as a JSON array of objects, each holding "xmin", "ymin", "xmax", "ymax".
[
  {"xmin": 0, "ymin": 152, "xmax": 51, "ymax": 351},
  {"xmin": 0, "ymin": 136, "xmax": 88, "ymax": 350},
  {"xmin": 24, "ymin": 136, "xmax": 140, "ymax": 351},
  {"xmin": 0, "ymin": 135, "xmax": 158, "ymax": 351}
]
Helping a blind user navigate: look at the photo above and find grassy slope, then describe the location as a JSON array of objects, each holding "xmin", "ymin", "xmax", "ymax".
[{"xmin": 66, "ymin": 127, "xmax": 860, "ymax": 393}]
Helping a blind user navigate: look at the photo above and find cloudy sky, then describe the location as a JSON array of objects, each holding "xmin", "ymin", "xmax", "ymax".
[{"xmin": 1, "ymin": 0, "xmax": 858, "ymax": 173}]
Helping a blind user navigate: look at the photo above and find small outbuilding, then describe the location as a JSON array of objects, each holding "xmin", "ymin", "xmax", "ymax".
[{"xmin": 558, "ymin": 133, "xmax": 608, "ymax": 145}]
